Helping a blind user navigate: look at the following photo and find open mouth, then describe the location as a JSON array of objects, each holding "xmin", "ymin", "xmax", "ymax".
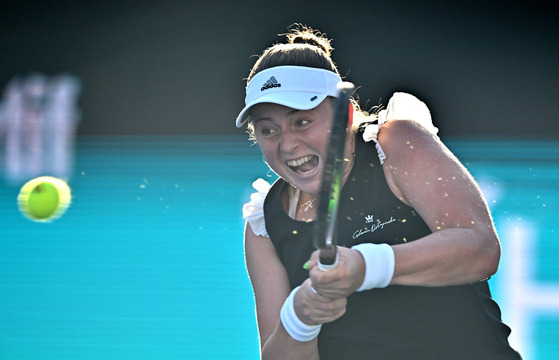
[{"xmin": 287, "ymin": 155, "xmax": 319, "ymax": 175}]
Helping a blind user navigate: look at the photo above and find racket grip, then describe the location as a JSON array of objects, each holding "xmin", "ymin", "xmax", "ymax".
[{"xmin": 318, "ymin": 246, "xmax": 338, "ymax": 271}]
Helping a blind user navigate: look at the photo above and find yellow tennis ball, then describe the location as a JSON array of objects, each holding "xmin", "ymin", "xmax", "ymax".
[{"xmin": 18, "ymin": 176, "xmax": 72, "ymax": 222}]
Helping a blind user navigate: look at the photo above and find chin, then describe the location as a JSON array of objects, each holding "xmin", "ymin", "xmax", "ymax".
[
  {"xmin": 291, "ymin": 179, "xmax": 321, "ymax": 195},
  {"xmin": 275, "ymin": 165, "xmax": 322, "ymax": 194}
]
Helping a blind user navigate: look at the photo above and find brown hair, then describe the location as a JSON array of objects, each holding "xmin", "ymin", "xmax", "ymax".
[
  {"xmin": 247, "ymin": 25, "xmax": 340, "ymax": 83},
  {"xmin": 245, "ymin": 25, "xmax": 376, "ymax": 138}
]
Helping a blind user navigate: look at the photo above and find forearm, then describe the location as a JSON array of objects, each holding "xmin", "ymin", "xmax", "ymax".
[
  {"xmin": 391, "ymin": 227, "xmax": 500, "ymax": 286},
  {"xmin": 262, "ymin": 322, "xmax": 319, "ymax": 360}
]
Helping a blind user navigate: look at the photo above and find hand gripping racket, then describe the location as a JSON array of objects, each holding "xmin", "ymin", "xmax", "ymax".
[{"xmin": 313, "ymin": 82, "xmax": 355, "ymax": 271}]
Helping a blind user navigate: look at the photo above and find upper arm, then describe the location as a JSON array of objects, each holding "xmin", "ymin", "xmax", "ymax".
[
  {"xmin": 378, "ymin": 120, "xmax": 498, "ymax": 244},
  {"xmin": 244, "ymin": 222, "xmax": 291, "ymax": 348}
]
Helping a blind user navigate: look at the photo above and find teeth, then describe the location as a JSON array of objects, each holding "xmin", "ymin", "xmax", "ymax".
[{"xmin": 287, "ymin": 156, "xmax": 313, "ymax": 167}]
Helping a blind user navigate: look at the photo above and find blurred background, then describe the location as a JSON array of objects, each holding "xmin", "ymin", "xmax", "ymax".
[
  {"xmin": 0, "ymin": 0, "xmax": 558, "ymax": 359},
  {"xmin": 1, "ymin": 0, "xmax": 558, "ymax": 137}
]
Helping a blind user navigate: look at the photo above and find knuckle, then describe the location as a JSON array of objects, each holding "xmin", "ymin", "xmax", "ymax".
[{"xmin": 340, "ymin": 266, "xmax": 351, "ymax": 278}]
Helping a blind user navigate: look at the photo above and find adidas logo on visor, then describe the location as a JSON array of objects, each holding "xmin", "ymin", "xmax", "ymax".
[{"xmin": 261, "ymin": 76, "xmax": 281, "ymax": 91}]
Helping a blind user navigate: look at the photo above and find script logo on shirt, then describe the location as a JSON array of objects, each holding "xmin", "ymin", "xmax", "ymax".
[{"xmin": 353, "ymin": 214, "xmax": 397, "ymax": 239}]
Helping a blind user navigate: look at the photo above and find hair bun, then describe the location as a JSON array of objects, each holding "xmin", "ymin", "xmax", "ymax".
[{"xmin": 286, "ymin": 25, "xmax": 333, "ymax": 57}]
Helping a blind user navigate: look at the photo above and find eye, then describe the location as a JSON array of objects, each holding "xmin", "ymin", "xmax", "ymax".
[
  {"xmin": 295, "ymin": 119, "xmax": 311, "ymax": 128},
  {"xmin": 255, "ymin": 122, "xmax": 279, "ymax": 138},
  {"xmin": 260, "ymin": 127, "xmax": 277, "ymax": 136}
]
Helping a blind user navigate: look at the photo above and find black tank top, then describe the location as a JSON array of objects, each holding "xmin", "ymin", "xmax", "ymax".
[{"xmin": 263, "ymin": 133, "xmax": 521, "ymax": 359}]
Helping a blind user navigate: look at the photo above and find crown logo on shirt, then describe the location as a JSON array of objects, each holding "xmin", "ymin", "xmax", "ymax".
[
  {"xmin": 365, "ymin": 215, "xmax": 374, "ymax": 224},
  {"xmin": 261, "ymin": 76, "xmax": 281, "ymax": 91}
]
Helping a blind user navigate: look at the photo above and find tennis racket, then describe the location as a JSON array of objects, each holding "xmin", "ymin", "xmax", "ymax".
[{"xmin": 313, "ymin": 81, "xmax": 355, "ymax": 271}]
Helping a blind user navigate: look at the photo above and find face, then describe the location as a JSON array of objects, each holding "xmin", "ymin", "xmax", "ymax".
[{"xmin": 250, "ymin": 99, "xmax": 334, "ymax": 195}]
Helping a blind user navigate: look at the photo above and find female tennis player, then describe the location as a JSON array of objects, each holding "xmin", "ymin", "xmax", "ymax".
[{"xmin": 238, "ymin": 25, "xmax": 521, "ymax": 360}]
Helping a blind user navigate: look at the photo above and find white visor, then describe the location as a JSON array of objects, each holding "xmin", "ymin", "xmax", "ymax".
[{"xmin": 236, "ymin": 65, "xmax": 342, "ymax": 127}]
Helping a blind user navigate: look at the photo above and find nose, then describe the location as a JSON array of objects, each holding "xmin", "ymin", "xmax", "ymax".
[{"xmin": 279, "ymin": 127, "xmax": 298, "ymax": 153}]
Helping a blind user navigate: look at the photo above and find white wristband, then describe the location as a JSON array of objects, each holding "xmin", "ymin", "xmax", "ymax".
[
  {"xmin": 351, "ymin": 243, "xmax": 395, "ymax": 291},
  {"xmin": 280, "ymin": 286, "xmax": 322, "ymax": 342}
]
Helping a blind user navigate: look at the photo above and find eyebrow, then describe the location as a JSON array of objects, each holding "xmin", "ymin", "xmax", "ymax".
[
  {"xmin": 251, "ymin": 117, "xmax": 270, "ymax": 126},
  {"xmin": 251, "ymin": 108, "xmax": 303, "ymax": 125}
]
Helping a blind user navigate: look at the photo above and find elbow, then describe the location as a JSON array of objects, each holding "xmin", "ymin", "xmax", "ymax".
[
  {"xmin": 478, "ymin": 232, "xmax": 501, "ymax": 279},
  {"xmin": 483, "ymin": 247, "xmax": 500, "ymax": 279}
]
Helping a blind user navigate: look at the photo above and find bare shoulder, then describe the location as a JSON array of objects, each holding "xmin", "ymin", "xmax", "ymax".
[
  {"xmin": 376, "ymin": 119, "xmax": 492, "ymax": 233},
  {"xmin": 377, "ymin": 120, "xmax": 455, "ymax": 205},
  {"xmin": 378, "ymin": 119, "xmax": 463, "ymax": 177},
  {"xmin": 377, "ymin": 119, "xmax": 444, "ymax": 158}
]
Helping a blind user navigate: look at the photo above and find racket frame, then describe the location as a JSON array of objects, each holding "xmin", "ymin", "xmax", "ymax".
[{"xmin": 313, "ymin": 82, "xmax": 355, "ymax": 271}]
